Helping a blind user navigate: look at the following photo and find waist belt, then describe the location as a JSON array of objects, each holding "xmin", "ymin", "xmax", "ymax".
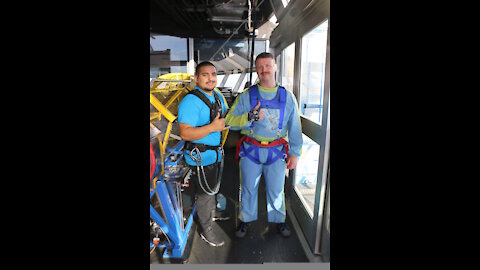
[
  {"xmin": 236, "ymin": 135, "xmax": 290, "ymax": 165},
  {"xmin": 184, "ymin": 141, "xmax": 221, "ymax": 152}
]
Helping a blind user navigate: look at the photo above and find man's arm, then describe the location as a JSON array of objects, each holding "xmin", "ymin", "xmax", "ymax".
[
  {"xmin": 285, "ymin": 92, "xmax": 303, "ymax": 169},
  {"xmin": 179, "ymin": 112, "xmax": 230, "ymax": 141}
]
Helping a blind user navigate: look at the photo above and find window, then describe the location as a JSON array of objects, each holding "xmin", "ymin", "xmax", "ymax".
[
  {"xmin": 150, "ymin": 35, "xmax": 188, "ymax": 78},
  {"xmin": 294, "ymin": 133, "xmax": 320, "ymax": 218},
  {"xmin": 224, "ymin": 73, "xmax": 241, "ymax": 89},
  {"xmin": 238, "ymin": 72, "xmax": 258, "ymax": 92},
  {"xmin": 279, "ymin": 43, "xmax": 295, "ymax": 92},
  {"xmin": 300, "ymin": 20, "xmax": 328, "ymax": 125}
]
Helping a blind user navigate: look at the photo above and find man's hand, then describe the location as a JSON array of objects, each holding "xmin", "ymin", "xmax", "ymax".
[
  {"xmin": 210, "ymin": 112, "xmax": 231, "ymax": 132},
  {"xmin": 286, "ymin": 155, "xmax": 298, "ymax": 170},
  {"xmin": 252, "ymin": 100, "xmax": 265, "ymax": 121}
]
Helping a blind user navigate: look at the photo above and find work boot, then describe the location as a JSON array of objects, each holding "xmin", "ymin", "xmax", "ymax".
[
  {"xmin": 235, "ymin": 221, "xmax": 248, "ymax": 238},
  {"xmin": 212, "ymin": 209, "xmax": 231, "ymax": 221},
  {"xmin": 277, "ymin": 222, "xmax": 291, "ymax": 238},
  {"xmin": 200, "ymin": 227, "xmax": 225, "ymax": 247}
]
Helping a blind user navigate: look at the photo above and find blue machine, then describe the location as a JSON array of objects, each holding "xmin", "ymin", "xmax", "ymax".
[{"xmin": 150, "ymin": 140, "xmax": 196, "ymax": 260}]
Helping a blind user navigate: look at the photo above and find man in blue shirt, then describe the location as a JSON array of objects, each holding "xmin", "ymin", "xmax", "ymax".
[
  {"xmin": 178, "ymin": 61, "xmax": 230, "ymax": 247},
  {"xmin": 225, "ymin": 52, "xmax": 303, "ymax": 238}
]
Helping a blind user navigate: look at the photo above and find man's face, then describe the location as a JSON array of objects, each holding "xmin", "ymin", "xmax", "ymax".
[
  {"xmin": 195, "ymin": 65, "xmax": 217, "ymax": 91},
  {"xmin": 256, "ymin": 57, "xmax": 277, "ymax": 82}
]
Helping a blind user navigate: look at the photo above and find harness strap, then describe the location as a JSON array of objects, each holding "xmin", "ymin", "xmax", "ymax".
[
  {"xmin": 184, "ymin": 141, "xmax": 221, "ymax": 152},
  {"xmin": 236, "ymin": 135, "xmax": 290, "ymax": 164},
  {"xmin": 248, "ymin": 84, "xmax": 287, "ymax": 130},
  {"xmin": 187, "ymin": 88, "xmax": 223, "ymax": 123}
]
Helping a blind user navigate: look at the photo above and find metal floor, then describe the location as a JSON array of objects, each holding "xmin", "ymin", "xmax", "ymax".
[{"xmin": 150, "ymin": 138, "xmax": 309, "ymax": 264}]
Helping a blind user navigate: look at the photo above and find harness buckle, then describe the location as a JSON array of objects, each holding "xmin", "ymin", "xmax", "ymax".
[{"xmin": 261, "ymin": 141, "xmax": 269, "ymax": 145}]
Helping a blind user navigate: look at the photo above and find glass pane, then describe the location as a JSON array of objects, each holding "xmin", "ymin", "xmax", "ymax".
[
  {"xmin": 280, "ymin": 43, "xmax": 295, "ymax": 92},
  {"xmin": 150, "ymin": 35, "xmax": 188, "ymax": 78},
  {"xmin": 217, "ymin": 74, "xmax": 225, "ymax": 85},
  {"xmin": 238, "ymin": 72, "xmax": 258, "ymax": 93},
  {"xmin": 294, "ymin": 133, "xmax": 320, "ymax": 218},
  {"xmin": 224, "ymin": 73, "xmax": 241, "ymax": 89},
  {"xmin": 300, "ymin": 20, "xmax": 328, "ymax": 125}
]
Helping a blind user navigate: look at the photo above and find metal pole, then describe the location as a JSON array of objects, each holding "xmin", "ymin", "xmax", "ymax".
[{"xmin": 249, "ymin": 0, "xmax": 256, "ymax": 84}]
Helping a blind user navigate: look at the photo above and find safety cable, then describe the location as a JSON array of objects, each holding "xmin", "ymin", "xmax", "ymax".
[
  {"xmin": 150, "ymin": 219, "xmax": 172, "ymax": 254},
  {"xmin": 175, "ymin": 181, "xmax": 184, "ymax": 231},
  {"xmin": 158, "ymin": 225, "xmax": 171, "ymax": 247},
  {"xmin": 189, "ymin": 147, "xmax": 223, "ymax": 195}
]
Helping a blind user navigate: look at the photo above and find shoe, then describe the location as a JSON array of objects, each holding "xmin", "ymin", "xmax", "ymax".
[
  {"xmin": 212, "ymin": 209, "xmax": 231, "ymax": 221},
  {"xmin": 277, "ymin": 222, "xmax": 291, "ymax": 237},
  {"xmin": 235, "ymin": 221, "xmax": 248, "ymax": 238},
  {"xmin": 200, "ymin": 227, "xmax": 225, "ymax": 247}
]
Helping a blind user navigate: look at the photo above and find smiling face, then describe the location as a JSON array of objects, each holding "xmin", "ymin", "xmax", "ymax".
[
  {"xmin": 255, "ymin": 56, "xmax": 277, "ymax": 87},
  {"xmin": 194, "ymin": 64, "xmax": 217, "ymax": 92}
]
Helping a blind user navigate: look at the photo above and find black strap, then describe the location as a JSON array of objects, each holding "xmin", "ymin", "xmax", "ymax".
[
  {"xmin": 187, "ymin": 89, "xmax": 223, "ymax": 123},
  {"xmin": 184, "ymin": 141, "xmax": 221, "ymax": 152}
]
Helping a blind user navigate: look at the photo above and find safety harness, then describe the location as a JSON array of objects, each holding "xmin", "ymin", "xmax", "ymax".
[
  {"xmin": 187, "ymin": 89, "xmax": 223, "ymax": 124},
  {"xmin": 236, "ymin": 136, "xmax": 290, "ymax": 165},
  {"xmin": 184, "ymin": 88, "xmax": 224, "ymax": 195},
  {"xmin": 237, "ymin": 84, "xmax": 290, "ymax": 165},
  {"xmin": 249, "ymin": 84, "xmax": 287, "ymax": 130}
]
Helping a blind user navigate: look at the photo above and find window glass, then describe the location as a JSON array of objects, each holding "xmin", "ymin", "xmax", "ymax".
[
  {"xmin": 300, "ymin": 20, "xmax": 328, "ymax": 125},
  {"xmin": 224, "ymin": 73, "xmax": 241, "ymax": 89},
  {"xmin": 294, "ymin": 133, "xmax": 320, "ymax": 218},
  {"xmin": 150, "ymin": 35, "xmax": 188, "ymax": 78},
  {"xmin": 238, "ymin": 72, "xmax": 258, "ymax": 93},
  {"xmin": 216, "ymin": 74, "xmax": 225, "ymax": 86},
  {"xmin": 280, "ymin": 43, "xmax": 295, "ymax": 92}
]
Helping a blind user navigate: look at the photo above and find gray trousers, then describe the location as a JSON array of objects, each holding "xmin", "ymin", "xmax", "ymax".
[{"xmin": 190, "ymin": 163, "xmax": 220, "ymax": 232}]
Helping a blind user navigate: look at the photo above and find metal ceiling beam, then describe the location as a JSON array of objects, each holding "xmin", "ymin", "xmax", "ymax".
[
  {"xmin": 208, "ymin": 16, "xmax": 245, "ymax": 23},
  {"xmin": 209, "ymin": 0, "xmax": 267, "ymax": 61}
]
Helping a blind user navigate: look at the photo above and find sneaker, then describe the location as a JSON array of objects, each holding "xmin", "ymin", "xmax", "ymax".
[
  {"xmin": 277, "ymin": 222, "xmax": 291, "ymax": 237},
  {"xmin": 212, "ymin": 210, "xmax": 231, "ymax": 221},
  {"xmin": 235, "ymin": 221, "xmax": 248, "ymax": 238},
  {"xmin": 200, "ymin": 227, "xmax": 225, "ymax": 247}
]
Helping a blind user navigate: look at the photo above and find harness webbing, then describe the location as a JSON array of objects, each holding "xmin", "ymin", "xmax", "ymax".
[
  {"xmin": 236, "ymin": 135, "xmax": 290, "ymax": 165},
  {"xmin": 187, "ymin": 89, "xmax": 223, "ymax": 124},
  {"xmin": 248, "ymin": 84, "xmax": 287, "ymax": 130}
]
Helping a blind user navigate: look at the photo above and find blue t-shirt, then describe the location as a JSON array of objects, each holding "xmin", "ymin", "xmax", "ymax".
[{"xmin": 178, "ymin": 87, "xmax": 228, "ymax": 166}]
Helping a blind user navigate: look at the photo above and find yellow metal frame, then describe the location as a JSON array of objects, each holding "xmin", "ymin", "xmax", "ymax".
[
  {"xmin": 150, "ymin": 93, "xmax": 176, "ymax": 122},
  {"xmin": 150, "ymin": 74, "xmax": 193, "ymax": 191}
]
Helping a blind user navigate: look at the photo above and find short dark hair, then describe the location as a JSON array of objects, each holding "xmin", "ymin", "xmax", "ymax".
[
  {"xmin": 255, "ymin": 52, "xmax": 275, "ymax": 63},
  {"xmin": 195, "ymin": 61, "xmax": 216, "ymax": 75}
]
